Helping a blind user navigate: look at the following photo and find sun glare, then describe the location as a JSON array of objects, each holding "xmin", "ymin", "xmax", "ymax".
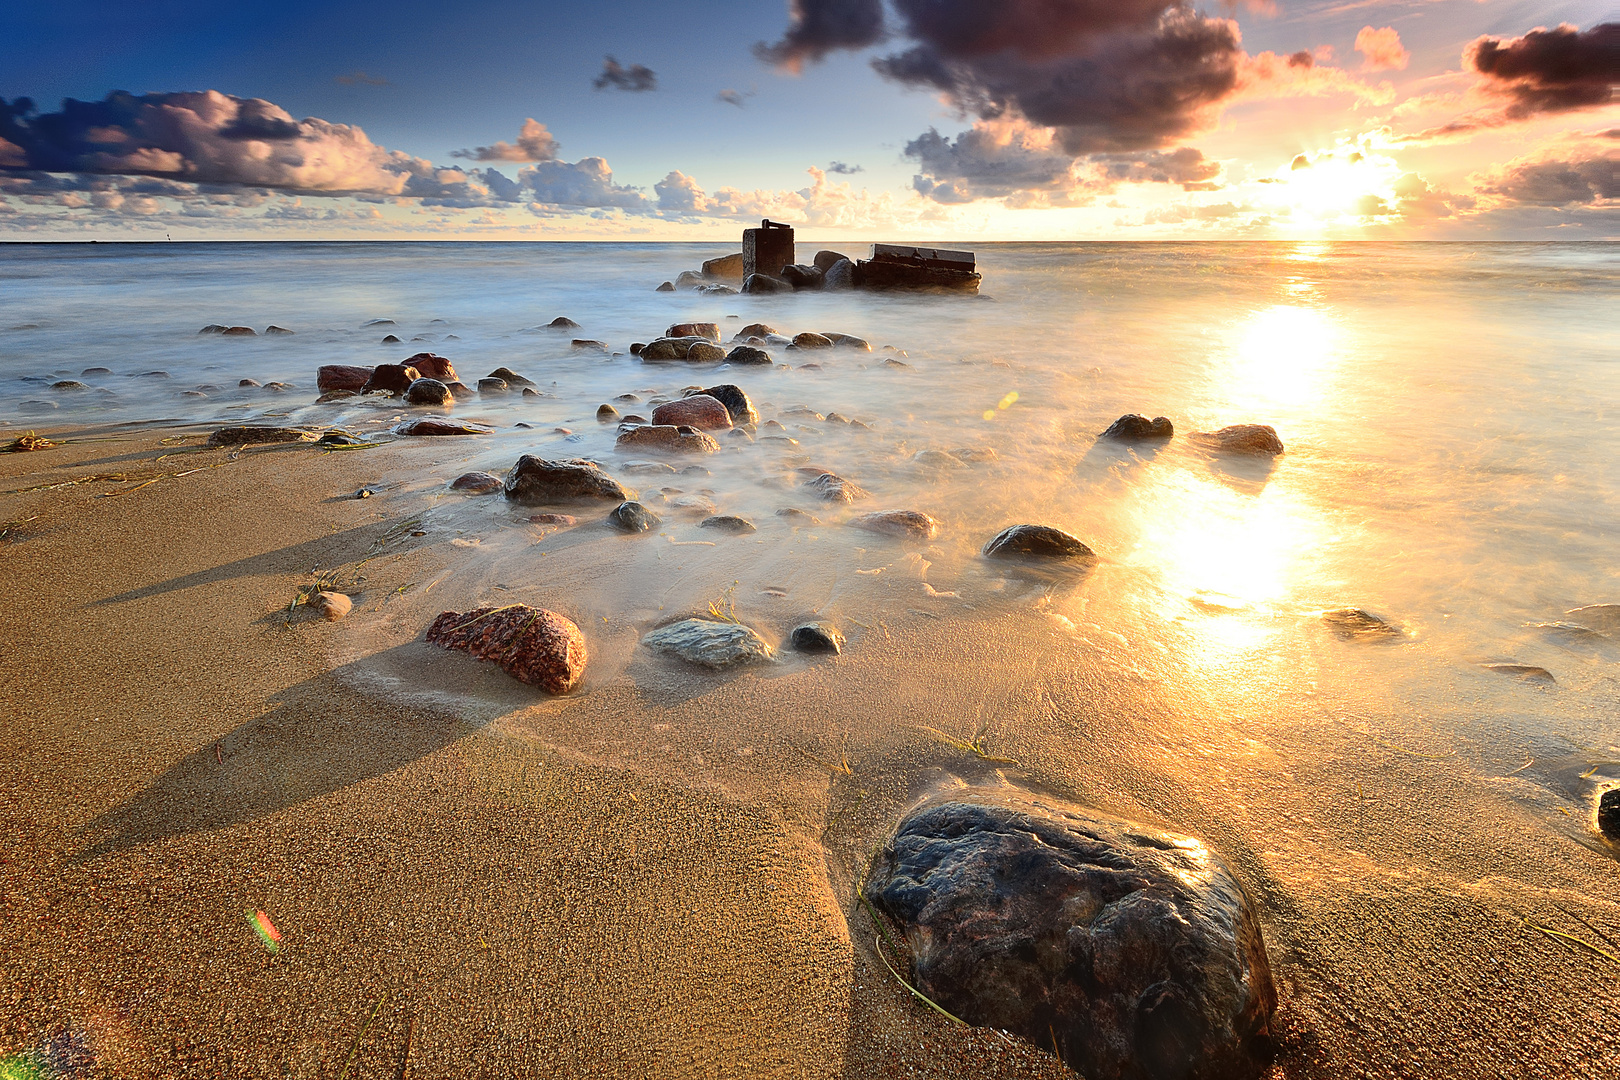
[{"xmin": 1261, "ymin": 147, "xmax": 1404, "ymax": 227}]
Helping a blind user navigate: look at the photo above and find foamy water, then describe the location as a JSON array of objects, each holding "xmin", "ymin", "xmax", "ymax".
[{"xmin": 5, "ymin": 239, "xmax": 1618, "ymax": 838}]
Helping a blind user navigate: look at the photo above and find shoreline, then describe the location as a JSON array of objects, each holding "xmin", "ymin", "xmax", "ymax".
[{"xmin": 3, "ymin": 420, "xmax": 1617, "ymax": 1078}]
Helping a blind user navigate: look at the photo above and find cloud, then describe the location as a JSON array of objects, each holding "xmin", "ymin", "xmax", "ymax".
[
  {"xmin": 654, "ymin": 166, "xmax": 915, "ymax": 229},
  {"xmin": 334, "ymin": 71, "xmax": 388, "ymax": 87},
  {"xmin": 518, "ymin": 157, "xmax": 650, "ymax": 210},
  {"xmin": 1355, "ymin": 26, "xmax": 1408, "ymax": 71},
  {"xmin": 716, "ymin": 88, "xmax": 756, "ymax": 108},
  {"xmin": 1466, "ymin": 23, "xmax": 1618, "ymax": 120},
  {"xmin": 754, "ymin": 0, "xmax": 887, "ymax": 73},
  {"xmin": 451, "ymin": 118, "xmax": 559, "ymax": 162},
  {"xmin": 828, "ymin": 161, "xmax": 862, "ymax": 174},
  {"xmin": 593, "ymin": 56, "xmax": 657, "ymax": 92},
  {"xmin": 1477, "ymin": 149, "xmax": 1618, "ymax": 206}
]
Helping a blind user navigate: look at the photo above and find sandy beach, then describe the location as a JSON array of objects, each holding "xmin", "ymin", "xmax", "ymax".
[{"xmin": 2, "ymin": 420, "xmax": 1616, "ymax": 1079}]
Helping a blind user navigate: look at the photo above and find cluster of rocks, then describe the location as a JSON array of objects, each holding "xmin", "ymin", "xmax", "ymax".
[
  {"xmin": 198, "ymin": 324, "xmax": 294, "ymax": 336},
  {"xmin": 1099, "ymin": 413, "xmax": 1286, "ymax": 456},
  {"xmin": 656, "ymin": 221, "xmax": 980, "ymax": 295},
  {"xmin": 627, "ymin": 321, "xmax": 874, "ymax": 370}
]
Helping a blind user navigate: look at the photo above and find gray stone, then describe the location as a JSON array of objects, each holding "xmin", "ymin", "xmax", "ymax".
[
  {"xmin": 405, "ymin": 378, "xmax": 452, "ymax": 405},
  {"xmin": 700, "ymin": 515, "xmax": 757, "ymax": 534},
  {"xmin": 790, "ymin": 622, "xmax": 843, "ymax": 654},
  {"xmin": 805, "ymin": 472, "xmax": 869, "ymax": 503},
  {"xmin": 608, "ymin": 501, "xmax": 661, "ymax": 533},
  {"xmin": 781, "ymin": 264, "xmax": 824, "ymax": 289},
  {"xmin": 983, "ymin": 524, "xmax": 1095, "ymax": 561},
  {"xmin": 676, "ymin": 270, "xmax": 707, "ymax": 288},
  {"xmin": 812, "ymin": 250, "xmax": 851, "ymax": 272},
  {"xmin": 1320, "ymin": 608, "xmax": 1404, "ymax": 642},
  {"xmin": 822, "ymin": 258, "xmax": 855, "ymax": 291},
  {"xmin": 792, "ymin": 332, "xmax": 833, "ymax": 349},
  {"xmin": 486, "ymin": 366, "xmax": 535, "ymax": 387},
  {"xmin": 694, "ymin": 384, "xmax": 758, "ymax": 425},
  {"xmin": 206, "ymin": 426, "xmax": 313, "ymax": 447},
  {"xmin": 1600, "ymin": 789, "xmax": 1620, "ymax": 841},
  {"xmin": 850, "ymin": 510, "xmax": 940, "ymax": 541},
  {"xmin": 741, "ymin": 273, "xmax": 791, "ymax": 295},
  {"xmin": 726, "ymin": 345, "xmax": 773, "ymax": 366},
  {"xmin": 866, "ymin": 788, "xmax": 1277, "ymax": 1080},
  {"xmin": 642, "ymin": 618, "xmax": 774, "ymax": 668},
  {"xmin": 504, "ymin": 456, "xmax": 630, "ymax": 504},
  {"xmin": 1101, "ymin": 414, "xmax": 1175, "ymax": 441},
  {"xmin": 479, "ymin": 378, "xmax": 510, "ymax": 395}
]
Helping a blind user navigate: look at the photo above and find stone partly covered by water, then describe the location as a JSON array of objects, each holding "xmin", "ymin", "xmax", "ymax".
[
  {"xmin": 790, "ymin": 622, "xmax": 843, "ymax": 654},
  {"xmin": 1100, "ymin": 414, "xmax": 1175, "ymax": 441},
  {"xmin": 642, "ymin": 618, "xmax": 774, "ymax": 668},
  {"xmin": 608, "ymin": 501, "xmax": 660, "ymax": 533},
  {"xmin": 317, "ymin": 364, "xmax": 373, "ymax": 393},
  {"xmin": 651, "ymin": 394, "xmax": 732, "ymax": 431},
  {"xmin": 982, "ymin": 524, "xmax": 1095, "ymax": 561},
  {"xmin": 694, "ymin": 384, "xmax": 758, "ymax": 425},
  {"xmin": 866, "ymin": 788, "xmax": 1277, "ymax": 1080},
  {"xmin": 504, "ymin": 456, "xmax": 630, "ymax": 504},
  {"xmin": 362, "ymin": 364, "xmax": 420, "ymax": 397},
  {"xmin": 1320, "ymin": 608, "xmax": 1405, "ymax": 642},
  {"xmin": 805, "ymin": 472, "xmax": 868, "ymax": 503},
  {"xmin": 450, "ymin": 471, "xmax": 504, "ymax": 494},
  {"xmin": 850, "ymin": 509, "xmax": 941, "ymax": 541},
  {"xmin": 426, "ymin": 604, "xmax": 587, "ymax": 694},
  {"xmin": 1196, "ymin": 425, "xmax": 1284, "ymax": 456},
  {"xmin": 405, "ymin": 377, "xmax": 452, "ymax": 405},
  {"xmin": 206, "ymin": 425, "xmax": 314, "ymax": 447},
  {"xmin": 393, "ymin": 418, "xmax": 491, "ymax": 437},
  {"xmin": 616, "ymin": 425, "xmax": 721, "ymax": 454}
]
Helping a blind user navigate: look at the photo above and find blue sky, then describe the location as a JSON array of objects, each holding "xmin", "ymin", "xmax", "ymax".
[{"xmin": 1, "ymin": 0, "xmax": 1613, "ymax": 239}]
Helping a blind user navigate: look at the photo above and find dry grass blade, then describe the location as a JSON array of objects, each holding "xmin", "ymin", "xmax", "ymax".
[
  {"xmin": 1523, "ymin": 920, "xmax": 1620, "ymax": 967},
  {"xmin": 0, "ymin": 515, "xmax": 40, "ymax": 543},
  {"xmin": 917, "ymin": 725, "xmax": 1020, "ymax": 766},
  {"xmin": 322, "ymin": 441, "xmax": 387, "ymax": 452},
  {"xmin": 336, "ymin": 991, "xmax": 391, "ymax": 1080},
  {"xmin": 1579, "ymin": 761, "xmax": 1620, "ymax": 778},
  {"xmin": 873, "ymin": 936, "xmax": 966, "ymax": 1025},
  {"xmin": 4, "ymin": 431, "xmax": 56, "ymax": 453},
  {"xmin": 706, "ymin": 581, "xmax": 742, "ymax": 624}
]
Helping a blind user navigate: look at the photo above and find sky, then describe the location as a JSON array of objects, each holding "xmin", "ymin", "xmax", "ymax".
[{"xmin": 0, "ymin": 0, "xmax": 1613, "ymax": 240}]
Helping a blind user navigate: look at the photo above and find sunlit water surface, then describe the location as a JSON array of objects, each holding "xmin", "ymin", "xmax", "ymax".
[{"xmin": 4, "ymin": 240, "xmax": 1617, "ymax": 842}]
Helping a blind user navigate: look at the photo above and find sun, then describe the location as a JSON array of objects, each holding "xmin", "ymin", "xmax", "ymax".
[{"xmin": 1260, "ymin": 146, "xmax": 1404, "ymax": 224}]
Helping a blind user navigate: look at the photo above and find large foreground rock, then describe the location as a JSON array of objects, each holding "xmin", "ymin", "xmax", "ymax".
[
  {"xmin": 866, "ymin": 788, "xmax": 1276, "ymax": 1080},
  {"xmin": 983, "ymin": 524, "xmax": 1095, "ymax": 561},
  {"xmin": 504, "ymin": 456, "xmax": 630, "ymax": 503},
  {"xmin": 642, "ymin": 618, "xmax": 774, "ymax": 668},
  {"xmin": 426, "ymin": 605, "xmax": 587, "ymax": 694}
]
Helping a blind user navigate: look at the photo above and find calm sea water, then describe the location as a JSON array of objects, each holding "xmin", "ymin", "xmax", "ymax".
[{"xmin": 4, "ymin": 240, "xmax": 1618, "ymax": 833}]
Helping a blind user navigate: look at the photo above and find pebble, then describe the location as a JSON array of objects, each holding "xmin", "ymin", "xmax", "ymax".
[
  {"xmin": 405, "ymin": 378, "xmax": 452, "ymax": 405},
  {"xmin": 700, "ymin": 515, "xmax": 757, "ymax": 534},
  {"xmin": 983, "ymin": 524, "xmax": 1095, "ymax": 561},
  {"xmin": 790, "ymin": 622, "xmax": 843, "ymax": 654},
  {"xmin": 450, "ymin": 471, "xmax": 504, "ymax": 494},
  {"xmin": 642, "ymin": 619, "xmax": 774, "ymax": 668},
  {"xmin": 505, "ymin": 456, "xmax": 630, "ymax": 503},
  {"xmin": 1196, "ymin": 424, "xmax": 1284, "ymax": 455},
  {"xmin": 392, "ymin": 418, "xmax": 493, "ymax": 437},
  {"xmin": 313, "ymin": 591, "xmax": 351, "ymax": 620},
  {"xmin": 608, "ymin": 501, "xmax": 661, "ymax": 532},
  {"xmin": 850, "ymin": 509, "xmax": 941, "ymax": 541}
]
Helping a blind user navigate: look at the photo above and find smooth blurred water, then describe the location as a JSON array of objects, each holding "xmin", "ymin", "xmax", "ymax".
[{"xmin": 4, "ymin": 240, "xmax": 1618, "ymax": 817}]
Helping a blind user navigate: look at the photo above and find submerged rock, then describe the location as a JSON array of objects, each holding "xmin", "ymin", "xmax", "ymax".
[
  {"xmin": 51, "ymin": 380, "xmax": 89, "ymax": 391},
  {"xmin": 571, "ymin": 338, "xmax": 608, "ymax": 353},
  {"xmin": 1101, "ymin": 414, "xmax": 1175, "ymax": 441},
  {"xmin": 265, "ymin": 325, "xmax": 294, "ymax": 335},
  {"xmin": 695, "ymin": 383, "xmax": 758, "ymax": 425},
  {"xmin": 741, "ymin": 273, "xmax": 790, "ymax": 295},
  {"xmin": 733, "ymin": 322, "xmax": 778, "ymax": 341},
  {"xmin": 206, "ymin": 426, "xmax": 313, "ymax": 446},
  {"xmin": 393, "ymin": 418, "xmax": 492, "ymax": 437},
  {"xmin": 450, "ymin": 471, "xmax": 504, "ymax": 494},
  {"xmin": 983, "ymin": 524, "xmax": 1095, "ymax": 561},
  {"xmin": 652, "ymin": 394, "xmax": 732, "ymax": 430},
  {"xmin": 596, "ymin": 403, "xmax": 619, "ymax": 421},
  {"xmin": 479, "ymin": 378, "xmax": 510, "ymax": 395},
  {"xmin": 805, "ymin": 472, "xmax": 868, "ymax": 503},
  {"xmin": 547, "ymin": 317, "xmax": 580, "ymax": 330},
  {"xmin": 405, "ymin": 378, "xmax": 452, "ymax": 406},
  {"xmin": 824, "ymin": 332, "xmax": 870, "ymax": 351},
  {"xmin": 1320, "ymin": 608, "xmax": 1404, "ymax": 642},
  {"xmin": 608, "ymin": 501, "xmax": 661, "ymax": 533},
  {"xmin": 667, "ymin": 322, "xmax": 721, "ymax": 343},
  {"xmin": 726, "ymin": 345, "xmax": 773, "ymax": 366},
  {"xmin": 426, "ymin": 604, "xmax": 587, "ymax": 694},
  {"xmin": 1566, "ymin": 605, "xmax": 1620, "ymax": 633},
  {"xmin": 486, "ymin": 366, "xmax": 535, "ymax": 387},
  {"xmin": 616, "ymin": 424, "xmax": 722, "ymax": 454},
  {"xmin": 781, "ymin": 264, "xmax": 823, "ymax": 289},
  {"xmin": 221, "ymin": 326, "xmax": 256, "ymax": 336},
  {"xmin": 1480, "ymin": 663, "xmax": 1555, "ymax": 683},
  {"xmin": 850, "ymin": 510, "xmax": 941, "ymax": 541},
  {"xmin": 642, "ymin": 619, "xmax": 774, "ymax": 669},
  {"xmin": 867, "ymin": 789, "xmax": 1276, "ymax": 1080},
  {"xmin": 791, "ymin": 622, "xmax": 843, "ymax": 654},
  {"xmin": 656, "ymin": 281, "xmax": 676, "ymax": 293},
  {"xmin": 198, "ymin": 324, "xmax": 227, "ymax": 334},
  {"xmin": 504, "ymin": 456, "xmax": 630, "ymax": 503},
  {"xmin": 700, "ymin": 514, "xmax": 757, "ymax": 534},
  {"xmin": 317, "ymin": 364, "xmax": 372, "ymax": 393},
  {"xmin": 1196, "ymin": 425, "xmax": 1284, "ymax": 455},
  {"xmin": 1600, "ymin": 789, "xmax": 1620, "ymax": 841},
  {"xmin": 792, "ymin": 332, "xmax": 833, "ymax": 349},
  {"xmin": 361, "ymin": 364, "xmax": 421, "ymax": 397}
]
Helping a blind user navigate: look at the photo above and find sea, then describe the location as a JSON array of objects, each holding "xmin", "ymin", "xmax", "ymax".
[{"xmin": 3, "ymin": 239, "xmax": 1617, "ymax": 844}]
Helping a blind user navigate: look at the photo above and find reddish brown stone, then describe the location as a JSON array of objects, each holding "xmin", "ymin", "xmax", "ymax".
[
  {"xmin": 317, "ymin": 365, "xmax": 372, "ymax": 393},
  {"xmin": 426, "ymin": 605, "xmax": 587, "ymax": 694},
  {"xmin": 394, "ymin": 418, "xmax": 492, "ymax": 436},
  {"xmin": 403, "ymin": 353, "xmax": 458, "ymax": 382},
  {"xmin": 362, "ymin": 364, "xmax": 421, "ymax": 396},
  {"xmin": 650, "ymin": 394, "xmax": 732, "ymax": 431},
  {"xmin": 450, "ymin": 471, "xmax": 503, "ymax": 494},
  {"xmin": 665, "ymin": 322, "xmax": 720, "ymax": 343}
]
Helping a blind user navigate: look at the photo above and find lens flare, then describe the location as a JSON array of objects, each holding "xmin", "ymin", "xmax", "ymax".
[{"xmin": 248, "ymin": 909, "xmax": 282, "ymax": 954}]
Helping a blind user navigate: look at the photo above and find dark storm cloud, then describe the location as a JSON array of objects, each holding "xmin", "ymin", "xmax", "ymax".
[
  {"xmin": 754, "ymin": 0, "xmax": 887, "ymax": 72},
  {"xmin": 1483, "ymin": 152, "xmax": 1618, "ymax": 206},
  {"xmin": 593, "ymin": 56, "xmax": 658, "ymax": 92},
  {"xmin": 1466, "ymin": 23, "xmax": 1618, "ymax": 119},
  {"xmin": 828, "ymin": 161, "xmax": 863, "ymax": 173}
]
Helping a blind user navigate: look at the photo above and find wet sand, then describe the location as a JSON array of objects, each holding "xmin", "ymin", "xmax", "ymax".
[{"xmin": 1, "ymin": 423, "xmax": 1616, "ymax": 1079}]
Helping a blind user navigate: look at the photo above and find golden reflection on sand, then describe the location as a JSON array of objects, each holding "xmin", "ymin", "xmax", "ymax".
[{"xmin": 1220, "ymin": 303, "xmax": 1339, "ymax": 413}]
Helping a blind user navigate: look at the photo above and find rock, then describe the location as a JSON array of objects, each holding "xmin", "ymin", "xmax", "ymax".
[
  {"xmin": 571, "ymin": 339, "xmax": 608, "ymax": 353},
  {"xmin": 315, "ymin": 431, "xmax": 365, "ymax": 446},
  {"xmin": 1321, "ymin": 608, "xmax": 1403, "ymax": 641},
  {"xmin": 805, "ymin": 472, "xmax": 868, "ymax": 503},
  {"xmin": 451, "ymin": 471, "xmax": 503, "ymax": 494},
  {"xmin": 952, "ymin": 446, "xmax": 998, "ymax": 462},
  {"xmin": 313, "ymin": 592, "xmax": 351, "ymax": 621},
  {"xmin": 523, "ymin": 387, "xmax": 541, "ymax": 399},
  {"xmin": 402, "ymin": 353, "xmax": 457, "ymax": 381},
  {"xmin": 701, "ymin": 283, "xmax": 740, "ymax": 296},
  {"xmin": 486, "ymin": 366, "xmax": 535, "ymax": 387},
  {"xmin": 426, "ymin": 605, "xmax": 587, "ymax": 694},
  {"xmin": 667, "ymin": 322, "xmax": 721, "ymax": 343},
  {"xmin": 608, "ymin": 501, "xmax": 661, "ymax": 533},
  {"xmin": 688, "ymin": 341, "xmax": 727, "ymax": 362},
  {"xmin": 264, "ymin": 382, "xmax": 293, "ymax": 392},
  {"xmin": 676, "ymin": 270, "xmax": 707, "ymax": 289},
  {"xmin": 1196, "ymin": 425, "xmax": 1284, "ymax": 455},
  {"xmin": 792, "ymin": 332, "xmax": 833, "ymax": 349},
  {"xmin": 859, "ymin": 245, "xmax": 980, "ymax": 293},
  {"xmin": 851, "ymin": 510, "xmax": 941, "ymax": 541},
  {"xmin": 623, "ymin": 460, "xmax": 677, "ymax": 475},
  {"xmin": 741, "ymin": 273, "xmax": 791, "ymax": 295},
  {"xmin": 505, "ymin": 456, "xmax": 630, "ymax": 503},
  {"xmin": 734, "ymin": 323, "xmax": 779, "ymax": 341},
  {"xmin": 616, "ymin": 425, "xmax": 722, "ymax": 454},
  {"xmin": 529, "ymin": 513, "xmax": 577, "ymax": 526},
  {"xmin": 638, "ymin": 340, "xmax": 683, "ymax": 361},
  {"xmin": 781, "ymin": 264, "xmax": 824, "ymax": 289},
  {"xmin": 81, "ymin": 367, "xmax": 112, "ymax": 376},
  {"xmin": 547, "ymin": 317, "xmax": 581, "ymax": 330},
  {"xmin": 913, "ymin": 449, "xmax": 964, "ymax": 469},
  {"xmin": 1599, "ymin": 789, "xmax": 1620, "ymax": 841},
  {"xmin": 362, "ymin": 319, "xmax": 396, "ymax": 327},
  {"xmin": 695, "ymin": 384, "xmax": 757, "ymax": 425},
  {"xmin": 642, "ymin": 619, "xmax": 774, "ymax": 669},
  {"xmin": 866, "ymin": 788, "xmax": 1276, "ymax": 1080},
  {"xmin": 180, "ymin": 390, "xmax": 208, "ymax": 399},
  {"xmin": 51, "ymin": 380, "xmax": 89, "ymax": 391},
  {"xmin": 265, "ymin": 325, "xmax": 294, "ymax": 335},
  {"xmin": 479, "ymin": 378, "xmax": 510, "ymax": 395},
  {"xmin": 983, "ymin": 524, "xmax": 1096, "ymax": 562},
  {"xmin": 1566, "ymin": 605, "xmax": 1620, "ymax": 633},
  {"xmin": 622, "ymin": 414, "xmax": 649, "ymax": 425},
  {"xmin": 317, "ymin": 364, "xmax": 373, "ymax": 393},
  {"xmin": 656, "ymin": 281, "xmax": 676, "ymax": 293},
  {"xmin": 726, "ymin": 345, "xmax": 773, "ymax": 366},
  {"xmin": 597, "ymin": 404, "xmax": 622, "ymax": 422},
  {"xmin": 776, "ymin": 508, "xmax": 819, "ymax": 523},
  {"xmin": 221, "ymin": 326, "xmax": 256, "ymax": 336},
  {"xmin": 198, "ymin": 324, "xmax": 227, "ymax": 334},
  {"xmin": 791, "ymin": 622, "xmax": 843, "ymax": 654},
  {"xmin": 239, "ymin": 378, "xmax": 262, "ymax": 388},
  {"xmin": 652, "ymin": 394, "xmax": 732, "ymax": 431},
  {"xmin": 669, "ymin": 494, "xmax": 718, "ymax": 516},
  {"xmin": 824, "ymin": 332, "xmax": 870, "ymax": 351},
  {"xmin": 1101, "ymin": 414, "xmax": 1175, "ymax": 441},
  {"xmin": 317, "ymin": 390, "xmax": 357, "ymax": 403},
  {"xmin": 812, "ymin": 250, "xmax": 851, "ymax": 272},
  {"xmin": 822, "ymin": 258, "xmax": 855, "ymax": 291},
  {"xmin": 703, "ymin": 253, "xmax": 745, "ymax": 283},
  {"xmin": 1480, "ymin": 663, "xmax": 1555, "ymax": 683},
  {"xmin": 393, "ymin": 418, "xmax": 492, "ymax": 436},
  {"xmin": 405, "ymin": 378, "xmax": 452, "ymax": 406},
  {"xmin": 361, "ymin": 364, "xmax": 421, "ymax": 397},
  {"xmin": 206, "ymin": 426, "xmax": 313, "ymax": 446},
  {"xmin": 884, "ymin": 357, "xmax": 911, "ymax": 369},
  {"xmin": 382, "ymin": 334, "xmax": 401, "ymax": 343},
  {"xmin": 700, "ymin": 515, "xmax": 757, "ymax": 534},
  {"xmin": 615, "ymin": 394, "xmax": 642, "ymax": 403}
]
